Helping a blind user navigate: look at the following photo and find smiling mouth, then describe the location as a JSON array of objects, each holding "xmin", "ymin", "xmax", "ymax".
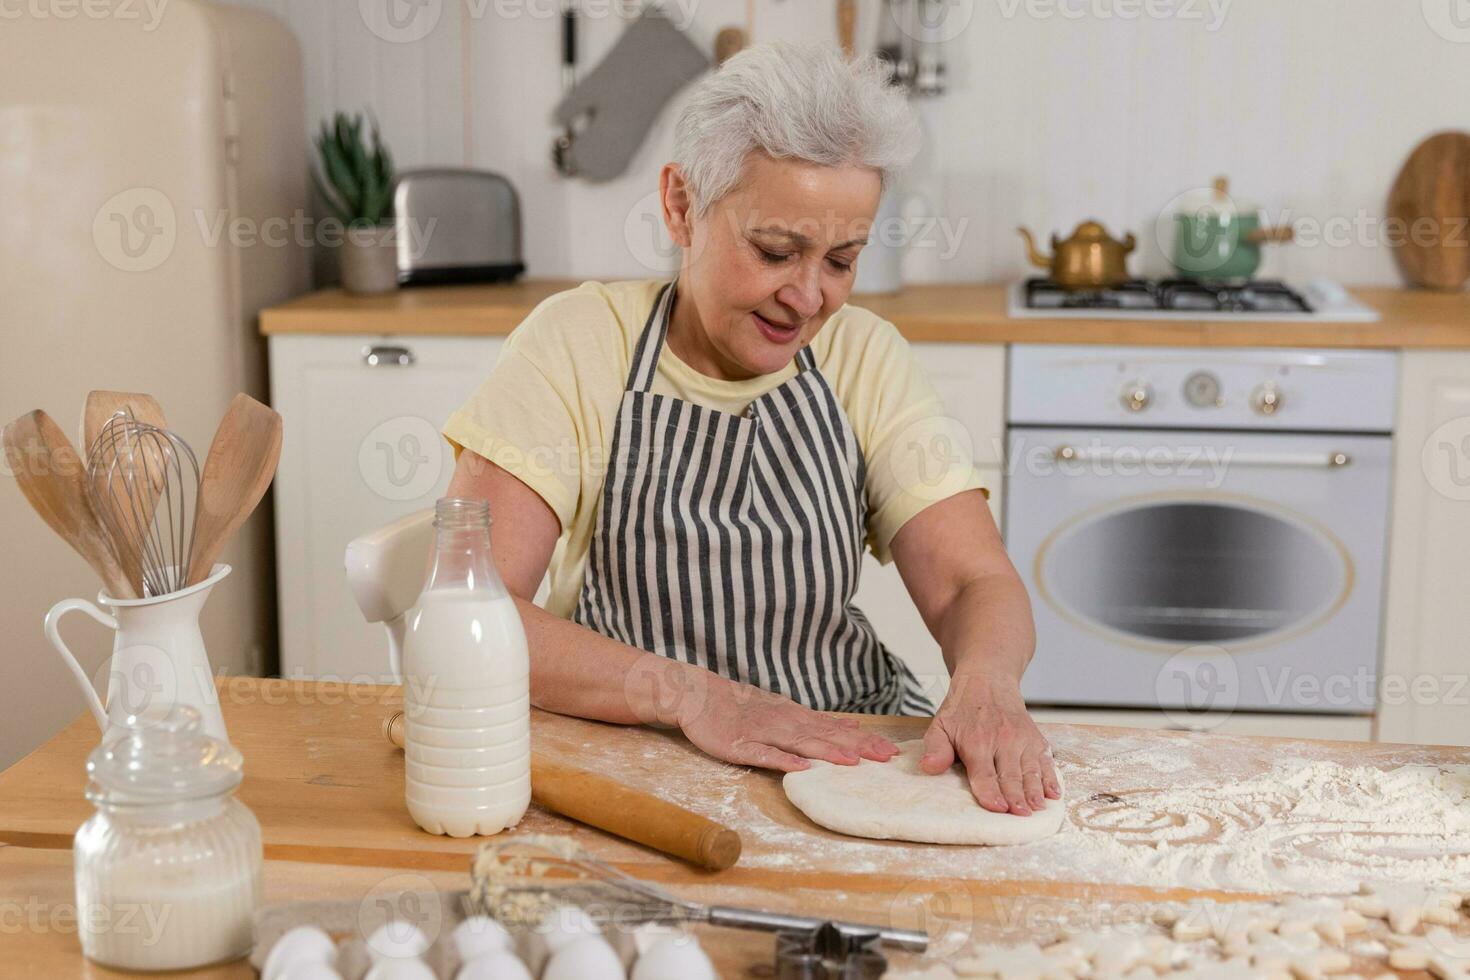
[{"xmin": 753, "ymin": 312, "xmax": 801, "ymax": 343}]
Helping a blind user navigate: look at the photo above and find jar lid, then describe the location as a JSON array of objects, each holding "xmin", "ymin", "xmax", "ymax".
[{"xmin": 86, "ymin": 704, "xmax": 243, "ymax": 806}]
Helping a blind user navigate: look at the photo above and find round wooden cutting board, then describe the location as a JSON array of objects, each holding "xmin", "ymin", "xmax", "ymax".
[{"xmin": 1387, "ymin": 130, "xmax": 1470, "ymax": 291}]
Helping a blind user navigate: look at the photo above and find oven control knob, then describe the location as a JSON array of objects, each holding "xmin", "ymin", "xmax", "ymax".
[
  {"xmin": 1121, "ymin": 381, "xmax": 1153, "ymax": 412},
  {"xmin": 1251, "ymin": 382, "xmax": 1284, "ymax": 416},
  {"xmin": 1183, "ymin": 371, "xmax": 1223, "ymax": 408}
]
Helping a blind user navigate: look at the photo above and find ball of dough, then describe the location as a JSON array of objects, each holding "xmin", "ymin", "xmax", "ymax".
[
  {"xmin": 543, "ymin": 936, "xmax": 625, "ymax": 980},
  {"xmin": 783, "ymin": 740, "xmax": 1066, "ymax": 845},
  {"xmin": 452, "ymin": 915, "xmax": 513, "ymax": 962},
  {"xmin": 631, "ymin": 934, "xmax": 715, "ymax": 980},
  {"xmin": 455, "ymin": 950, "xmax": 533, "ymax": 980}
]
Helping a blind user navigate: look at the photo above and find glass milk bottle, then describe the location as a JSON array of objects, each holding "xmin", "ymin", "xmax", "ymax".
[{"xmin": 403, "ymin": 497, "xmax": 531, "ymax": 837}]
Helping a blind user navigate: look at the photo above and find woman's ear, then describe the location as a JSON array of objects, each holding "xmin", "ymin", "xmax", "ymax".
[{"xmin": 660, "ymin": 163, "xmax": 695, "ymax": 248}]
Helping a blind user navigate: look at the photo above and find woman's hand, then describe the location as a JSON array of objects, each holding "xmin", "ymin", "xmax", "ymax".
[
  {"xmin": 676, "ymin": 674, "xmax": 900, "ymax": 772},
  {"xmin": 920, "ymin": 669, "xmax": 1060, "ymax": 815}
]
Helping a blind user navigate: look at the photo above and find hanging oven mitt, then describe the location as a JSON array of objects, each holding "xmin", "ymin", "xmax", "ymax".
[{"xmin": 552, "ymin": 9, "xmax": 709, "ymax": 182}]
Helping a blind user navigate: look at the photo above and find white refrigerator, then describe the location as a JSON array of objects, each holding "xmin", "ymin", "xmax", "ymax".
[{"xmin": 0, "ymin": 1, "xmax": 309, "ymax": 767}]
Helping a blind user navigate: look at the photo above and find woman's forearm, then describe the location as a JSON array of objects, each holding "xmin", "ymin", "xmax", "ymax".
[
  {"xmin": 514, "ymin": 596, "xmax": 717, "ymax": 727},
  {"xmin": 935, "ymin": 571, "xmax": 1037, "ymax": 687}
]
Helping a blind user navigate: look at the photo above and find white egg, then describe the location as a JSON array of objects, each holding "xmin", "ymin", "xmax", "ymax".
[
  {"xmin": 542, "ymin": 935, "xmax": 625, "ymax": 980},
  {"xmin": 263, "ymin": 925, "xmax": 337, "ymax": 980},
  {"xmin": 455, "ymin": 949, "xmax": 534, "ymax": 980},
  {"xmin": 631, "ymin": 935, "xmax": 715, "ymax": 980},
  {"xmin": 279, "ymin": 963, "xmax": 344, "ymax": 980},
  {"xmin": 535, "ymin": 905, "xmax": 602, "ymax": 954},
  {"xmin": 366, "ymin": 922, "xmax": 430, "ymax": 961},
  {"xmin": 364, "ymin": 958, "xmax": 437, "ymax": 980},
  {"xmin": 452, "ymin": 915, "xmax": 514, "ymax": 962}
]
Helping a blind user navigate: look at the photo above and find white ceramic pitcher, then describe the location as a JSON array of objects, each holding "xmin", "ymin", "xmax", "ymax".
[{"xmin": 45, "ymin": 564, "xmax": 231, "ymax": 745}]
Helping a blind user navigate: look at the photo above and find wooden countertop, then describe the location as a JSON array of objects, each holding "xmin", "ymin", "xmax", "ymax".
[
  {"xmin": 259, "ymin": 280, "xmax": 1470, "ymax": 348},
  {"xmin": 2, "ymin": 678, "xmax": 1463, "ymax": 977}
]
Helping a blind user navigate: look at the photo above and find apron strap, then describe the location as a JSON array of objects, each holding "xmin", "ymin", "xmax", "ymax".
[
  {"xmin": 626, "ymin": 281, "xmax": 676, "ymax": 393},
  {"xmin": 626, "ymin": 279, "xmax": 818, "ymax": 392}
]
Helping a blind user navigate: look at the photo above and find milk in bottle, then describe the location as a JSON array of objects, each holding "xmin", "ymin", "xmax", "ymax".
[{"xmin": 402, "ymin": 498, "xmax": 530, "ymax": 837}]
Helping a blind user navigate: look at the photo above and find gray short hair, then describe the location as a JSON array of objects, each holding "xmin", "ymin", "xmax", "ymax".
[{"xmin": 672, "ymin": 42, "xmax": 920, "ymax": 215}]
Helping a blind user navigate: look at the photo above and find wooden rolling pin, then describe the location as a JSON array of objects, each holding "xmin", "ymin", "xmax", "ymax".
[{"xmin": 382, "ymin": 711, "xmax": 742, "ymax": 871}]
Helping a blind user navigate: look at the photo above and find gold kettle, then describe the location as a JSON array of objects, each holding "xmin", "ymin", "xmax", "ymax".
[{"xmin": 1018, "ymin": 221, "xmax": 1137, "ymax": 290}]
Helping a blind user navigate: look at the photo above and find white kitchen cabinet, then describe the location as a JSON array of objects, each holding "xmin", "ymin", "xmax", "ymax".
[
  {"xmin": 269, "ymin": 334, "xmax": 504, "ymax": 680},
  {"xmin": 1379, "ymin": 351, "xmax": 1470, "ymax": 747},
  {"xmin": 1028, "ymin": 708, "xmax": 1374, "ymax": 743},
  {"xmin": 855, "ymin": 343, "xmax": 1008, "ymax": 708}
]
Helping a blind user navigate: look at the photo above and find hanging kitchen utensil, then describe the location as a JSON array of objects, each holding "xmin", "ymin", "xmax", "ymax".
[
  {"xmin": 836, "ymin": 0, "xmax": 856, "ymax": 56},
  {"xmin": 86, "ymin": 413, "xmax": 201, "ymax": 597},
  {"xmin": 1387, "ymin": 131, "xmax": 1470, "ymax": 291},
  {"xmin": 551, "ymin": 1, "xmax": 580, "ymax": 175},
  {"xmin": 1170, "ymin": 177, "xmax": 1295, "ymax": 282},
  {"xmin": 185, "ymin": 393, "xmax": 282, "ymax": 588},
  {"xmin": 1017, "ymin": 220, "xmax": 1136, "ymax": 290},
  {"xmin": 3, "ymin": 410, "xmax": 135, "ymax": 598},
  {"xmin": 551, "ymin": 8, "xmax": 709, "ymax": 182},
  {"xmin": 713, "ymin": 25, "xmax": 747, "ymax": 64}
]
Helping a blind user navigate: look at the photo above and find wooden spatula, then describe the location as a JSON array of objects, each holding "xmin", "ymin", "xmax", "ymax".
[
  {"xmin": 185, "ymin": 393, "xmax": 282, "ymax": 587},
  {"xmin": 82, "ymin": 390, "xmax": 167, "ymax": 458},
  {"xmin": 3, "ymin": 410, "xmax": 136, "ymax": 598}
]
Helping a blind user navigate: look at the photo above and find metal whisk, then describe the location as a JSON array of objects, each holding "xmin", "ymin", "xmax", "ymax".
[
  {"xmin": 468, "ymin": 835, "xmax": 928, "ymax": 951},
  {"xmin": 85, "ymin": 410, "xmax": 201, "ymax": 597}
]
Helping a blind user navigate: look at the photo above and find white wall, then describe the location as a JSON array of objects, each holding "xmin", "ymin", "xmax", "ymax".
[{"xmin": 223, "ymin": 0, "xmax": 1470, "ymax": 285}]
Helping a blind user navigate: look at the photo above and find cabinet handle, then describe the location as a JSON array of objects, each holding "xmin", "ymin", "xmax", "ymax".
[{"xmin": 363, "ymin": 345, "xmax": 415, "ymax": 368}]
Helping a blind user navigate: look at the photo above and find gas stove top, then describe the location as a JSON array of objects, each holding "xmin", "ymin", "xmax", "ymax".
[{"xmin": 1008, "ymin": 277, "xmax": 1380, "ymax": 322}]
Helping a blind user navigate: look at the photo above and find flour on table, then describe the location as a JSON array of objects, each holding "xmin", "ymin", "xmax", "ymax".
[
  {"xmin": 782, "ymin": 740, "xmax": 1065, "ymax": 845},
  {"xmin": 1348, "ymin": 882, "xmax": 1465, "ymax": 934}
]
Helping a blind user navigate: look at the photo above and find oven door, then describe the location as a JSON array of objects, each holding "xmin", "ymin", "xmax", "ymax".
[{"xmin": 1005, "ymin": 428, "xmax": 1392, "ymax": 713}]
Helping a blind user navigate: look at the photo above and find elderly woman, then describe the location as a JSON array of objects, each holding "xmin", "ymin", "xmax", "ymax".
[{"xmin": 443, "ymin": 43, "xmax": 1058, "ymax": 816}]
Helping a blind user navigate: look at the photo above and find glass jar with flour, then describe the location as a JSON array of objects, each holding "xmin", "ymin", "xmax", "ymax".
[
  {"xmin": 402, "ymin": 497, "xmax": 531, "ymax": 837},
  {"xmin": 73, "ymin": 703, "xmax": 261, "ymax": 970}
]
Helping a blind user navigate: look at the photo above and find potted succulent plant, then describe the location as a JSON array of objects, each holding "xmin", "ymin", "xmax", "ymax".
[{"xmin": 313, "ymin": 112, "xmax": 398, "ymax": 294}]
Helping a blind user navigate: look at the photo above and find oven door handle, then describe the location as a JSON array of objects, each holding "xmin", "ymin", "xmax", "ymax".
[{"xmin": 1052, "ymin": 446, "xmax": 1353, "ymax": 469}]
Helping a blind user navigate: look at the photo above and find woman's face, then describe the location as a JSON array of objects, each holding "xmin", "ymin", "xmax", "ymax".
[{"xmin": 663, "ymin": 152, "xmax": 883, "ymax": 380}]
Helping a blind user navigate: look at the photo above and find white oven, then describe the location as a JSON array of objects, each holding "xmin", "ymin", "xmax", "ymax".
[{"xmin": 1004, "ymin": 346, "xmax": 1398, "ymax": 714}]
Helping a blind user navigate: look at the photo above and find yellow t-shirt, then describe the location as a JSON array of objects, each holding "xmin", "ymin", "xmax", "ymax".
[{"xmin": 443, "ymin": 280, "xmax": 984, "ymax": 618}]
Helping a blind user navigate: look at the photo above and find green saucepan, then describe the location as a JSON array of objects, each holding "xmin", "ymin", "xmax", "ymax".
[{"xmin": 1172, "ymin": 177, "xmax": 1294, "ymax": 282}]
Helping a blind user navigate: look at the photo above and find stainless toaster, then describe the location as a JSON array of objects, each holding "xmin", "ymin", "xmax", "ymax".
[{"xmin": 393, "ymin": 168, "xmax": 526, "ymax": 285}]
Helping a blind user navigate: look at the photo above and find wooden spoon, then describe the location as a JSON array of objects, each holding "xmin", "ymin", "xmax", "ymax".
[
  {"xmin": 185, "ymin": 393, "xmax": 282, "ymax": 587},
  {"xmin": 82, "ymin": 390, "xmax": 167, "ymax": 458},
  {"xmin": 3, "ymin": 410, "xmax": 136, "ymax": 598}
]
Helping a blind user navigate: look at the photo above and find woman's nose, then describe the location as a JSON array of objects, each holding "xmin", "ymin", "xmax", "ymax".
[{"xmin": 777, "ymin": 265, "xmax": 823, "ymax": 320}]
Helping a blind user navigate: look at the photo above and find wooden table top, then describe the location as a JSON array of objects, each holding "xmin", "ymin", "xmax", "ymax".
[
  {"xmin": 2, "ymin": 677, "xmax": 1465, "ymax": 977},
  {"xmin": 258, "ymin": 280, "xmax": 1470, "ymax": 349}
]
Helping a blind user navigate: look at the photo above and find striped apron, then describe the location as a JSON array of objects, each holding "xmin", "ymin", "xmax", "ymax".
[{"xmin": 573, "ymin": 283, "xmax": 935, "ymax": 716}]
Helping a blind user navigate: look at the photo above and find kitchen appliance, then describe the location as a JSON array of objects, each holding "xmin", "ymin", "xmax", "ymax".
[
  {"xmin": 1018, "ymin": 221, "xmax": 1137, "ymax": 290},
  {"xmin": 0, "ymin": 1, "xmax": 306, "ymax": 768},
  {"xmin": 1005, "ymin": 345, "xmax": 1398, "ymax": 714},
  {"xmin": 394, "ymin": 169, "xmax": 526, "ymax": 285},
  {"xmin": 1171, "ymin": 177, "xmax": 1294, "ymax": 281},
  {"xmin": 1009, "ymin": 277, "xmax": 1381, "ymax": 322}
]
